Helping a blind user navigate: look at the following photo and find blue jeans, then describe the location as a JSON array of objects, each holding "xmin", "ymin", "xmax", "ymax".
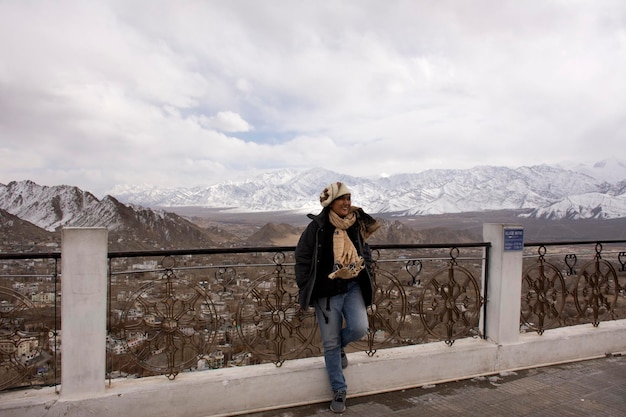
[{"xmin": 314, "ymin": 281, "xmax": 369, "ymax": 392}]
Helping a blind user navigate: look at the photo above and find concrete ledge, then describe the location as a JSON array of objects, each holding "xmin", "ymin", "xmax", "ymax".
[
  {"xmin": 497, "ymin": 320, "xmax": 626, "ymax": 370},
  {"xmin": 2, "ymin": 320, "xmax": 626, "ymax": 417}
]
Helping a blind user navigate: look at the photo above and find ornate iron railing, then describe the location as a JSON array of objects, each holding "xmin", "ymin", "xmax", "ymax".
[
  {"xmin": 0, "ymin": 252, "xmax": 60, "ymax": 392},
  {"xmin": 521, "ymin": 240, "xmax": 626, "ymax": 335},
  {"xmin": 5, "ymin": 239, "xmax": 625, "ymax": 389},
  {"xmin": 105, "ymin": 243, "xmax": 488, "ymax": 380}
]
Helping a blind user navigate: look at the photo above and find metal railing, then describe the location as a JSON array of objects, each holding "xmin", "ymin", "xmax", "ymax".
[
  {"xmin": 6, "ymin": 239, "xmax": 625, "ymax": 390},
  {"xmin": 104, "ymin": 243, "xmax": 488, "ymax": 380},
  {"xmin": 0, "ymin": 252, "xmax": 61, "ymax": 391},
  {"xmin": 521, "ymin": 240, "xmax": 626, "ymax": 334}
]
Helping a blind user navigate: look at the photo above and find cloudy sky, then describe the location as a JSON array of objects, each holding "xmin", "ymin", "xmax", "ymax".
[{"xmin": 1, "ymin": 0, "xmax": 625, "ymax": 197}]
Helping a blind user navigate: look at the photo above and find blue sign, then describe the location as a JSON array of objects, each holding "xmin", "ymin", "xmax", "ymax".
[{"xmin": 504, "ymin": 228, "xmax": 524, "ymax": 251}]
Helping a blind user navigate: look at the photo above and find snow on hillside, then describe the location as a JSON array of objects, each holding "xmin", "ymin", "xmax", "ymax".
[
  {"xmin": 0, "ymin": 180, "xmax": 103, "ymax": 231},
  {"xmin": 105, "ymin": 162, "xmax": 626, "ymax": 219},
  {"xmin": 3, "ymin": 160, "xmax": 626, "ymax": 222},
  {"xmin": 521, "ymin": 193, "xmax": 626, "ymax": 220}
]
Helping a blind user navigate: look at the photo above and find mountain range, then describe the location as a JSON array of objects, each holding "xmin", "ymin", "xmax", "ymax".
[
  {"xmin": 108, "ymin": 161, "xmax": 626, "ymax": 220},
  {"xmin": 2, "ymin": 160, "xmax": 626, "ymax": 252},
  {"xmin": 2, "ymin": 180, "xmax": 476, "ymax": 251}
]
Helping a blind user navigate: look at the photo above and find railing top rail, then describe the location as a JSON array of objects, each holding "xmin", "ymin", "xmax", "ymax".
[
  {"xmin": 3, "ymin": 239, "xmax": 626, "ymax": 260},
  {"xmin": 0, "ymin": 242, "xmax": 490, "ymax": 260},
  {"xmin": 108, "ymin": 242, "xmax": 491, "ymax": 259},
  {"xmin": 0, "ymin": 251, "xmax": 61, "ymax": 260},
  {"xmin": 371, "ymin": 242, "xmax": 490, "ymax": 250},
  {"xmin": 525, "ymin": 239, "xmax": 626, "ymax": 247},
  {"xmin": 10, "ymin": 240, "xmax": 624, "ymax": 261},
  {"xmin": 107, "ymin": 246, "xmax": 296, "ymax": 258}
]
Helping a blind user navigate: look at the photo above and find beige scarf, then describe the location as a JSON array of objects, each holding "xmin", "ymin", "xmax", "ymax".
[{"xmin": 328, "ymin": 208, "xmax": 365, "ymax": 280}]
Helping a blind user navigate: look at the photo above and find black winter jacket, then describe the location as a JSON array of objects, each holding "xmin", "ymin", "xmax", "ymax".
[{"xmin": 294, "ymin": 207, "xmax": 375, "ymax": 311}]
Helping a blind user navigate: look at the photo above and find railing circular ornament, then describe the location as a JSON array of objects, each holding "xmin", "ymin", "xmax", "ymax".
[
  {"xmin": 161, "ymin": 255, "xmax": 176, "ymax": 269},
  {"xmin": 521, "ymin": 259, "xmax": 567, "ymax": 334},
  {"xmin": 236, "ymin": 269, "xmax": 317, "ymax": 366},
  {"xmin": 417, "ymin": 263, "xmax": 483, "ymax": 345},
  {"xmin": 354, "ymin": 268, "xmax": 406, "ymax": 355},
  {"xmin": 0, "ymin": 288, "xmax": 51, "ymax": 390},
  {"xmin": 573, "ymin": 256, "xmax": 620, "ymax": 326},
  {"xmin": 114, "ymin": 269, "xmax": 219, "ymax": 379}
]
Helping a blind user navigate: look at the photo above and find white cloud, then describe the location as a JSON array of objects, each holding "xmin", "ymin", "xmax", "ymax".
[
  {"xmin": 196, "ymin": 111, "xmax": 251, "ymax": 133},
  {"xmin": 1, "ymin": 0, "xmax": 625, "ymax": 197}
]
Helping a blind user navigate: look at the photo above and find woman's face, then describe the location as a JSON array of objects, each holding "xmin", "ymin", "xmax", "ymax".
[{"xmin": 330, "ymin": 194, "xmax": 351, "ymax": 217}]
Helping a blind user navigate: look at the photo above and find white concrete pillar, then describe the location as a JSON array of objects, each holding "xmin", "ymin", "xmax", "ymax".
[
  {"xmin": 483, "ymin": 223, "xmax": 524, "ymax": 345},
  {"xmin": 61, "ymin": 227, "xmax": 108, "ymax": 399}
]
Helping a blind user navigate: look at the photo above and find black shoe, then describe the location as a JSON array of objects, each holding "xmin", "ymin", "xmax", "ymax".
[
  {"xmin": 330, "ymin": 390, "xmax": 347, "ymax": 413},
  {"xmin": 341, "ymin": 349, "xmax": 348, "ymax": 369}
]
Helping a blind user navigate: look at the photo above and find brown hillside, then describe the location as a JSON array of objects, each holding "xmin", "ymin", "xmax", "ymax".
[{"xmin": 246, "ymin": 223, "xmax": 303, "ymax": 246}]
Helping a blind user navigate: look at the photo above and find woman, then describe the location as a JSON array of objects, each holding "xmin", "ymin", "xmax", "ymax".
[{"xmin": 295, "ymin": 181, "xmax": 380, "ymax": 413}]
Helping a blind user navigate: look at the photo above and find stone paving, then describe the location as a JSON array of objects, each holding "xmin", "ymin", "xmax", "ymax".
[{"xmin": 241, "ymin": 354, "xmax": 626, "ymax": 417}]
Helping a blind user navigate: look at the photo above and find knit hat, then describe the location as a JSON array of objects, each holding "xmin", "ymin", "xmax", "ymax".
[{"xmin": 320, "ymin": 182, "xmax": 352, "ymax": 207}]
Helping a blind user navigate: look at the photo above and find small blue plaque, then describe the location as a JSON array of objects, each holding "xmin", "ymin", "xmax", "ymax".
[{"xmin": 504, "ymin": 228, "xmax": 524, "ymax": 251}]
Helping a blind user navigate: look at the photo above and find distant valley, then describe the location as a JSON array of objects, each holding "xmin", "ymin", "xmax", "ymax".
[{"xmin": 167, "ymin": 207, "xmax": 626, "ymax": 244}]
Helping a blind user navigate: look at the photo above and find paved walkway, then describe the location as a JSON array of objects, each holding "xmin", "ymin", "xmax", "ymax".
[{"xmin": 242, "ymin": 354, "xmax": 626, "ymax": 416}]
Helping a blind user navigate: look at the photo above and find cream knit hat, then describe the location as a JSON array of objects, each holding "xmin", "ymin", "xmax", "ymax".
[{"xmin": 320, "ymin": 182, "xmax": 352, "ymax": 207}]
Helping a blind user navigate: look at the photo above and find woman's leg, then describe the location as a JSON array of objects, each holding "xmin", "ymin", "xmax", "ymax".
[
  {"xmin": 315, "ymin": 296, "xmax": 346, "ymax": 392},
  {"xmin": 340, "ymin": 281, "xmax": 369, "ymax": 348}
]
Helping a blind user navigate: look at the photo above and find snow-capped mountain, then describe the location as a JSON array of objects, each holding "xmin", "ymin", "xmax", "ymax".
[
  {"xmin": 107, "ymin": 168, "xmax": 359, "ymax": 213},
  {"xmin": 0, "ymin": 180, "xmax": 121, "ymax": 231},
  {"xmin": 107, "ymin": 162, "xmax": 626, "ymax": 220},
  {"xmin": 2, "ymin": 180, "xmax": 470, "ymax": 250},
  {"xmin": 0, "ymin": 180, "xmax": 219, "ymax": 250},
  {"xmin": 521, "ymin": 192, "xmax": 626, "ymax": 220},
  {"xmin": 3, "ymin": 161, "xmax": 626, "ymax": 231}
]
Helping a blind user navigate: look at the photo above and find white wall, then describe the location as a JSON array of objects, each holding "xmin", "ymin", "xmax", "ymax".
[{"xmin": 60, "ymin": 228, "xmax": 108, "ymax": 399}]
